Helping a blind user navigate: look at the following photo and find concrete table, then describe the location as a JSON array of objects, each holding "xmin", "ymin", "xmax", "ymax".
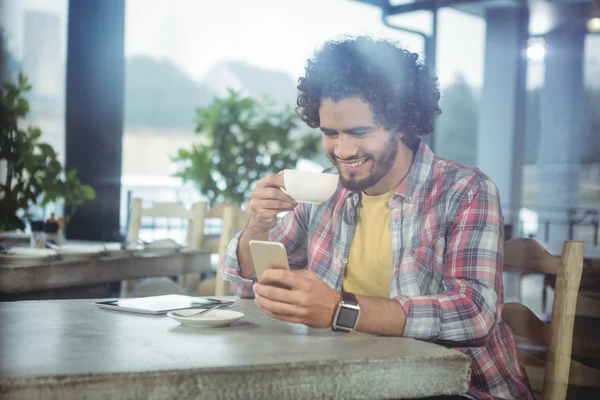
[
  {"xmin": 0, "ymin": 250, "xmax": 211, "ymax": 296},
  {"xmin": 0, "ymin": 299, "xmax": 471, "ymax": 400}
]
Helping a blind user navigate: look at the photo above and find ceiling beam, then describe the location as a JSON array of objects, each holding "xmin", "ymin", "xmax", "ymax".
[
  {"xmin": 352, "ymin": 0, "xmax": 389, "ymax": 8},
  {"xmin": 387, "ymin": 0, "xmax": 478, "ymax": 15}
]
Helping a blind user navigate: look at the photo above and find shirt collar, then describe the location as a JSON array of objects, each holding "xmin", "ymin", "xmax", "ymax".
[{"xmin": 393, "ymin": 138, "xmax": 434, "ymax": 204}]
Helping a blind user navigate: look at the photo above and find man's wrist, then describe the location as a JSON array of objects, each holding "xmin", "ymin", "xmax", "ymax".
[
  {"xmin": 237, "ymin": 222, "xmax": 269, "ymax": 279},
  {"xmin": 244, "ymin": 216, "xmax": 271, "ymax": 239},
  {"xmin": 329, "ymin": 291, "xmax": 343, "ymax": 327},
  {"xmin": 241, "ymin": 222, "xmax": 269, "ymax": 243}
]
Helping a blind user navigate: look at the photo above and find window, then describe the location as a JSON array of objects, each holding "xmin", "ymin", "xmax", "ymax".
[
  {"xmin": 434, "ymin": 8, "xmax": 485, "ymax": 166},
  {"xmin": 121, "ymin": 0, "xmax": 425, "ymax": 238},
  {"xmin": 1, "ymin": 0, "xmax": 68, "ymax": 219}
]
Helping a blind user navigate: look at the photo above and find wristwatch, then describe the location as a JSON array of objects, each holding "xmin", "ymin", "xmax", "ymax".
[{"xmin": 332, "ymin": 291, "xmax": 360, "ymax": 332}]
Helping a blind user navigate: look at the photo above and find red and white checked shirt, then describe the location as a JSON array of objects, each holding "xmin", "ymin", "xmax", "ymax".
[{"xmin": 222, "ymin": 140, "xmax": 532, "ymax": 400}]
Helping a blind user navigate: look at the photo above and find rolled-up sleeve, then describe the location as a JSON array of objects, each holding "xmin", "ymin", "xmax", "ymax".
[
  {"xmin": 220, "ymin": 203, "xmax": 310, "ymax": 299},
  {"xmin": 221, "ymin": 230, "xmax": 257, "ymax": 298},
  {"xmin": 395, "ymin": 179, "xmax": 503, "ymax": 345}
]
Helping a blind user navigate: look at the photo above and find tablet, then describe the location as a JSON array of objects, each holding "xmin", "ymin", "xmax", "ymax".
[{"xmin": 95, "ymin": 294, "xmax": 235, "ymax": 315}]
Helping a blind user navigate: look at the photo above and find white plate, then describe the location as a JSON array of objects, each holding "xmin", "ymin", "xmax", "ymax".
[
  {"xmin": 56, "ymin": 244, "xmax": 106, "ymax": 254},
  {"xmin": 6, "ymin": 248, "xmax": 57, "ymax": 257},
  {"xmin": 0, "ymin": 248, "xmax": 57, "ymax": 265},
  {"xmin": 0, "ymin": 254, "xmax": 56, "ymax": 265},
  {"xmin": 143, "ymin": 239, "xmax": 182, "ymax": 254},
  {"xmin": 145, "ymin": 239, "xmax": 180, "ymax": 248},
  {"xmin": 105, "ymin": 249, "xmax": 134, "ymax": 258},
  {"xmin": 143, "ymin": 247, "xmax": 180, "ymax": 254},
  {"xmin": 56, "ymin": 244, "xmax": 106, "ymax": 260},
  {"xmin": 167, "ymin": 309, "xmax": 244, "ymax": 328}
]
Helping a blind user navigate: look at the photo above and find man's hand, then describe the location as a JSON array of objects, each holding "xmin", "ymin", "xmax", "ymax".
[
  {"xmin": 253, "ymin": 269, "xmax": 342, "ymax": 328},
  {"xmin": 237, "ymin": 173, "xmax": 298, "ymax": 278},
  {"xmin": 247, "ymin": 173, "xmax": 297, "ymax": 234}
]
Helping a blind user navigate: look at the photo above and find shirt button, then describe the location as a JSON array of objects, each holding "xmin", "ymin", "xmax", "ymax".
[{"xmin": 342, "ymin": 258, "xmax": 348, "ymax": 265}]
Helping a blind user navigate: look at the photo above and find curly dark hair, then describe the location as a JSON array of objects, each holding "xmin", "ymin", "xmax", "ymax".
[{"xmin": 296, "ymin": 37, "xmax": 441, "ymax": 143}]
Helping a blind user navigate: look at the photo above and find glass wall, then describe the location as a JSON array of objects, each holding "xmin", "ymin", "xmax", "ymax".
[
  {"xmin": 520, "ymin": 34, "xmax": 600, "ymax": 248},
  {"xmin": 433, "ymin": 7, "xmax": 485, "ymax": 166},
  {"xmin": 1, "ymin": 0, "xmax": 68, "ymax": 166},
  {"xmin": 1, "ymin": 0, "xmax": 68, "ymax": 224}
]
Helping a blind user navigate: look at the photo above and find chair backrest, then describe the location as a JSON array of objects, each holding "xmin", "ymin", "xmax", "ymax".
[
  {"xmin": 126, "ymin": 199, "xmax": 207, "ymax": 249},
  {"xmin": 202, "ymin": 203, "xmax": 250, "ymax": 296},
  {"xmin": 502, "ymin": 238, "xmax": 600, "ymax": 400}
]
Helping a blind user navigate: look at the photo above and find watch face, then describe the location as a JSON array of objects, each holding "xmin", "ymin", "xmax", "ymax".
[{"xmin": 337, "ymin": 305, "xmax": 359, "ymax": 328}]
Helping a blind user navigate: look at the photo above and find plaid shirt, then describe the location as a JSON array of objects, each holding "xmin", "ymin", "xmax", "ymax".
[{"xmin": 222, "ymin": 140, "xmax": 532, "ymax": 400}]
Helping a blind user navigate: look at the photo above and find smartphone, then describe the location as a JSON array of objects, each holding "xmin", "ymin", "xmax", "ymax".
[{"xmin": 249, "ymin": 240, "xmax": 290, "ymax": 281}]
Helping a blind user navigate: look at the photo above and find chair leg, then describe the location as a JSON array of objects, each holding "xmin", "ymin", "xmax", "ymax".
[
  {"xmin": 120, "ymin": 280, "xmax": 135, "ymax": 298},
  {"xmin": 542, "ymin": 283, "xmax": 547, "ymax": 314},
  {"xmin": 517, "ymin": 272, "xmax": 522, "ymax": 304},
  {"xmin": 179, "ymin": 274, "xmax": 200, "ymax": 294}
]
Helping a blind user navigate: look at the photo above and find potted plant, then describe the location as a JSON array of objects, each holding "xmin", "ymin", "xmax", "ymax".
[
  {"xmin": 173, "ymin": 90, "xmax": 321, "ymax": 206},
  {"xmin": 0, "ymin": 74, "xmax": 96, "ymax": 232}
]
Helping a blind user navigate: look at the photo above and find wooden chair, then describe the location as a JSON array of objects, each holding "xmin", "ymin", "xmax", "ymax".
[
  {"xmin": 502, "ymin": 238, "xmax": 600, "ymax": 400},
  {"xmin": 121, "ymin": 199, "xmax": 207, "ymax": 297},
  {"xmin": 195, "ymin": 203, "xmax": 250, "ymax": 296}
]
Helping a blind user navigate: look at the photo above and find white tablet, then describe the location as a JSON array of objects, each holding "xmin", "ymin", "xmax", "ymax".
[{"xmin": 95, "ymin": 294, "xmax": 235, "ymax": 315}]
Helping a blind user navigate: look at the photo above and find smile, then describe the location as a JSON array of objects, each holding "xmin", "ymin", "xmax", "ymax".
[{"xmin": 338, "ymin": 158, "xmax": 368, "ymax": 168}]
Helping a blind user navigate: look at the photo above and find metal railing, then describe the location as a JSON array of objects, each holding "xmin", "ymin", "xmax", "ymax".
[
  {"xmin": 120, "ymin": 187, "xmax": 599, "ymax": 249},
  {"xmin": 509, "ymin": 205, "xmax": 599, "ymax": 248}
]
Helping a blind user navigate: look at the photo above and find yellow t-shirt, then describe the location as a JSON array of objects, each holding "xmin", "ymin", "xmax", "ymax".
[{"xmin": 342, "ymin": 188, "xmax": 395, "ymax": 298}]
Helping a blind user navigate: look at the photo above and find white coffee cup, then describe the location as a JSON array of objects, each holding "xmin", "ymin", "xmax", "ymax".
[{"xmin": 283, "ymin": 169, "xmax": 339, "ymax": 204}]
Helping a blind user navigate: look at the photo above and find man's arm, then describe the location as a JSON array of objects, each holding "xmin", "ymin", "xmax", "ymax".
[
  {"xmin": 237, "ymin": 223, "xmax": 269, "ymax": 279},
  {"xmin": 354, "ymin": 295, "xmax": 407, "ymax": 336},
  {"xmin": 254, "ymin": 178, "xmax": 502, "ymax": 344},
  {"xmin": 394, "ymin": 178, "xmax": 503, "ymax": 345},
  {"xmin": 253, "ymin": 270, "xmax": 407, "ymax": 333},
  {"xmin": 221, "ymin": 174, "xmax": 310, "ymax": 298},
  {"xmin": 221, "ymin": 205, "xmax": 310, "ymax": 298}
]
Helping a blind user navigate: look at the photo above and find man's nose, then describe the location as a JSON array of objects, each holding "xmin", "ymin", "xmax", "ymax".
[{"xmin": 334, "ymin": 134, "xmax": 359, "ymax": 160}]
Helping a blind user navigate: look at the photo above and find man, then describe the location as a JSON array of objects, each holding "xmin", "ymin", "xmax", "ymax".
[{"xmin": 221, "ymin": 37, "xmax": 531, "ymax": 400}]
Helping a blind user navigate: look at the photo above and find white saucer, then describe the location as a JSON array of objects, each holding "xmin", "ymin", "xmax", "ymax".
[
  {"xmin": 143, "ymin": 239, "xmax": 182, "ymax": 254},
  {"xmin": 56, "ymin": 245, "xmax": 105, "ymax": 261},
  {"xmin": 6, "ymin": 248, "xmax": 57, "ymax": 257},
  {"xmin": 57, "ymin": 244, "xmax": 106, "ymax": 253},
  {"xmin": 105, "ymin": 249, "xmax": 134, "ymax": 258},
  {"xmin": 167, "ymin": 309, "xmax": 244, "ymax": 328},
  {"xmin": 0, "ymin": 248, "xmax": 57, "ymax": 265}
]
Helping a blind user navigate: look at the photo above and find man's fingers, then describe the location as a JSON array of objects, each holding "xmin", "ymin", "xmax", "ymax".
[
  {"xmin": 254, "ymin": 282, "xmax": 299, "ymax": 305},
  {"xmin": 261, "ymin": 269, "xmax": 308, "ymax": 291},
  {"xmin": 255, "ymin": 174, "xmax": 285, "ymax": 189},
  {"xmin": 251, "ymin": 187, "xmax": 296, "ymax": 205},
  {"xmin": 254, "ymin": 293, "xmax": 307, "ymax": 320},
  {"xmin": 251, "ymin": 199, "xmax": 297, "ymax": 211}
]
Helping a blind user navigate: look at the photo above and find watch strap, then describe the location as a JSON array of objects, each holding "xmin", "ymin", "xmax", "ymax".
[{"xmin": 341, "ymin": 290, "xmax": 358, "ymax": 305}]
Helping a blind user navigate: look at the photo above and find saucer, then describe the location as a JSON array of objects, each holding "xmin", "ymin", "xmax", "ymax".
[
  {"xmin": 56, "ymin": 245, "xmax": 105, "ymax": 261},
  {"xmin": 143, "ymin": 239, "xmax": 182, "ymax": 254},
  {"xmin": 0, "ymin": 248, "xmax": 57, "ymax": 265},
  {"xmin": 167, "ymin": 309, "xmax": 244, "ymax": 328},
  {"xmin": 6, "ymin": 248, "xmax": 57, "ymax": 257}
]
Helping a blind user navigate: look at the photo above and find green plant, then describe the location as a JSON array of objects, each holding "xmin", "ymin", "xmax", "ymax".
[
  {"xmin": 0, "ymin": 74, "xmax": 96, "ymax": 231},
  {"xmin": 173, "ymin": 90, "xmax": 321, "ymax": 206}
]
